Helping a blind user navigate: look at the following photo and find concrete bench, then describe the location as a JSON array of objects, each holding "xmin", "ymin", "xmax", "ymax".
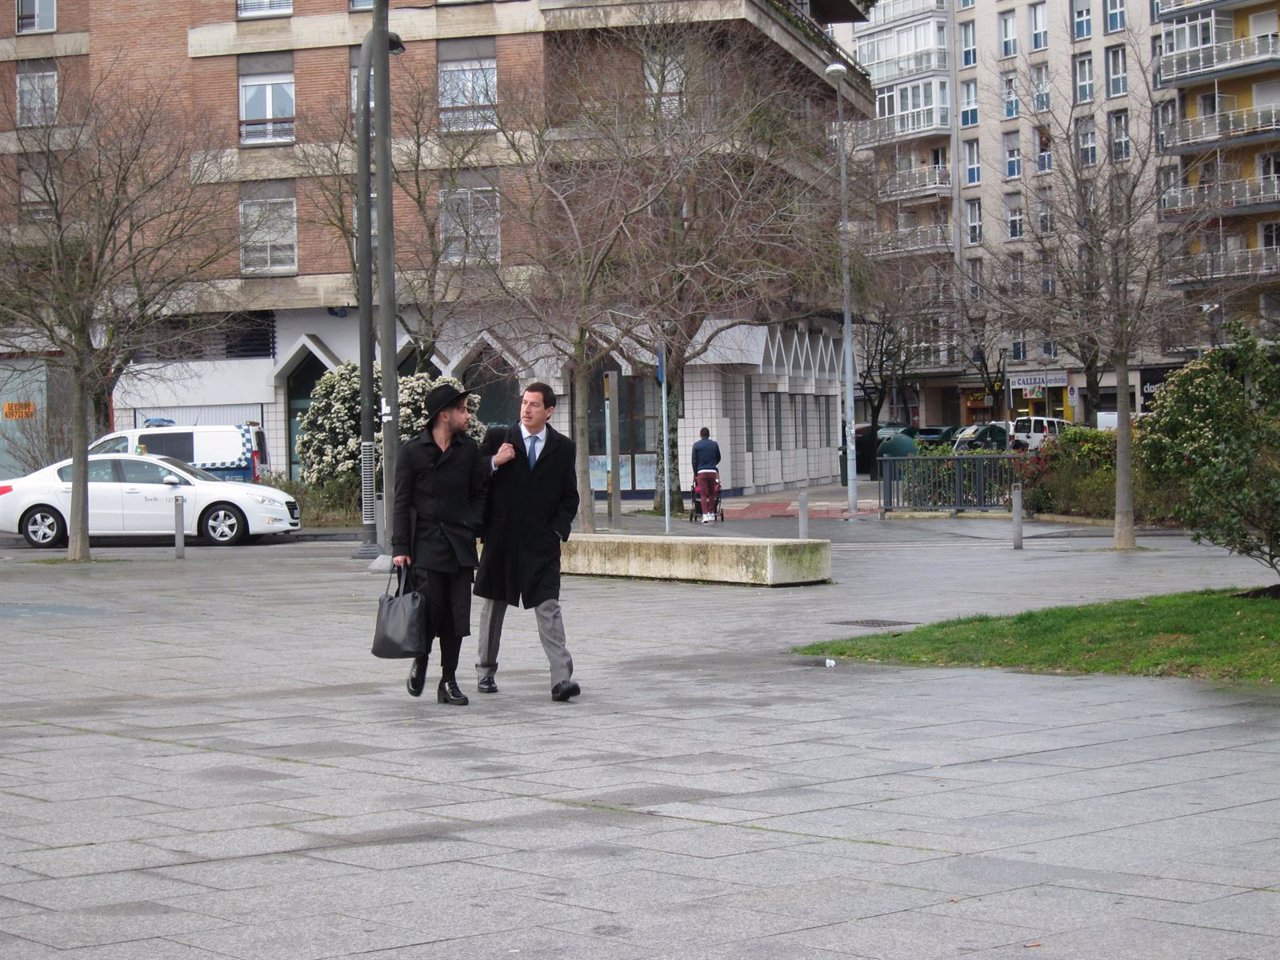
[{"xmin": 561, "ymin": 533, "xmax": 830, "ymax": 586}]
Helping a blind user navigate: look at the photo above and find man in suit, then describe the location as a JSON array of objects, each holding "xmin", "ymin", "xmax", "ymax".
[{"xmin": 474, "ymin": 382, "xmax": 581, "ymax": 701}]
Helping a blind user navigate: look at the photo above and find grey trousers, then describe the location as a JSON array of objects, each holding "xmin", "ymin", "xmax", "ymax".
[{"xmin": 476, "ymin": 596, "xmax": 573, "ymax": 688}]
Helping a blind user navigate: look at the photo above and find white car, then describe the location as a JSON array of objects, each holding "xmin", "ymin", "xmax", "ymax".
[{"xmin": 0, "ymin": 454, "xmax": 300, "ymax": 547}]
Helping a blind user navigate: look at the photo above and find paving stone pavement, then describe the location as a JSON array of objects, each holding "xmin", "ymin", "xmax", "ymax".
[{"xmin": 1, "ymin": 519, "xmax": 1279, "ymax": 959}]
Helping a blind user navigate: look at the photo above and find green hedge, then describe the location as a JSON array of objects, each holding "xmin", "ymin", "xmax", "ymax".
[{"xmin": 1013, "ymin": 427, "xmax": 1183, "ymax": 523}]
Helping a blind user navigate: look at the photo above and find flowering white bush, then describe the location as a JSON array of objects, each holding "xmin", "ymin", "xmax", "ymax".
[{"xmin": 297, "ymin": 363, "xmax": 488, "ymax": 488}]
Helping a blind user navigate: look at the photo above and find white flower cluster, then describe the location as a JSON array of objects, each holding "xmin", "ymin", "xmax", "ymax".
[{"xmin": 297, "ymin": 363, "xmax": 491, "ymax": 489}]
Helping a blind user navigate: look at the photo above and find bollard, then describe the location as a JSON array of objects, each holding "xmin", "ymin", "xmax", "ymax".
[
  {"xmin": 798, "ymin": 489, "xmax": 809, "ymax": 540},
  {"xmin": 173, "ymin": 495, "xmax": 185, "ymax": 560},
  {"xmin": 1011, "ymin": 482, "xmax": 1023, "ymax": 550}
]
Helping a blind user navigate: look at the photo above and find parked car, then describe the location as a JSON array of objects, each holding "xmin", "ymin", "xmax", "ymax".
[
  {"xmin": 0, "ymin": 454, "xmax": 300, "ymax": 547},
  {"xmin": 1011, "ymin": 416, "xmax": 1069, "ymax": 452},
  {"xmin": 952, "ymin": 423, "xmax": 1009, "ymax": 452},
  {"xmin": 913, "ymin": 426, "xmax": 958, "ymax": 447},
  {"xmin": 87, "ymin": 424, "xmax": 270, "ymax": 483}
]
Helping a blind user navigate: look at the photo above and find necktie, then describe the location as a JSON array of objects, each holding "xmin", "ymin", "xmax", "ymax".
[{"xmin": 527, "ymin": 434, "xmax": 539, "ymax": 467}]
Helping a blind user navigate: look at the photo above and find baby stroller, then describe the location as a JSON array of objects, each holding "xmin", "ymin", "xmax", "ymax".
[{"xmin": 688, "ymin": 473, "xmax": 724, "ymax": 523}]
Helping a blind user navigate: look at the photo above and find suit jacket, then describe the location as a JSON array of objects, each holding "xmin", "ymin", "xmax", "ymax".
[
  {"xmin": 391, "ymin": 431, "xmax": 487, "ymax": 572},
  {"xmin": 474, "ymin": 422, "xmax": 579, "ymax": 608}
]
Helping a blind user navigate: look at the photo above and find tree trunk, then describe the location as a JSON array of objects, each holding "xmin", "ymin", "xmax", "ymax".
[
  {"xmin": 571, "ymin": 360, "xmax": 595, "ymax": 534},
  {"xmin": 1113, "ymin": 354, "xmax": 1136, "ymax": 550},
  {"xmin": 91, "ymin": 386, "xmax": 113, "ymax": 438},
  {"xmin": 1084, "ymin": 363, "xmax": 1102, "ymax": 427},
  {"xmin": 66, "ymin": 366, "xmax": 91, "ymax": 562},
  {"xmin": 866, "ymin": 393, "xmax": 884, "ymax": 481},
  {"xmin": 651, "ymin": 361, "xmax": 684, "ymax": 516}
]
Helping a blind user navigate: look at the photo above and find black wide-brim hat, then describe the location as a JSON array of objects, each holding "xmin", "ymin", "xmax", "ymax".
[{"xmin": 425, "ymin": 384, "xmax": 471, "ymax": 424}]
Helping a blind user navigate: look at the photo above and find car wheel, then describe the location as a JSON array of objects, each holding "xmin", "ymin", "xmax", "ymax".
[
  {"xmin": 201, "ymin": 504, "xmax": 248, "ymax": 546},
  {"xmin": 21, "ymin": 505, "xmax": 66, "ymax": 548}
]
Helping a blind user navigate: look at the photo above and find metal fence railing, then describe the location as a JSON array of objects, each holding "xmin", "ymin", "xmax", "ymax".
[{"xmin": 879, "ymin": 455, "xmax": 1021, "ymax": 512}]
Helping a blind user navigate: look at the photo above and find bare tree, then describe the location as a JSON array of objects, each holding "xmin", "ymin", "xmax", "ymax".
[
  {"xmin": 295, "ymin": 54, "xmax": 495, "ymax": 372},
  {"xmin": 0, "ymin": 69, "xmax": 241, "ymax": 559},
  {"xmin": 853, "ymin": 255, "xmax": 943, "ymax": 475},
  {"xmin": 978, "ymin": 29, "xmax": 1218, "ymax": 548},
  {"xmin": 477, "ymin": 20, "xmax": 848, "ymax": 522}
]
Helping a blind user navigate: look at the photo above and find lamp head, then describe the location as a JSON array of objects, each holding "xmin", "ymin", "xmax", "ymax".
[
  {"xmin": 388, "ymin": 32, "xmax": 405, "ymax": 56},
  {"xmin": 824, "ymin": 63, "xmax": 848, "ymax": 82}
]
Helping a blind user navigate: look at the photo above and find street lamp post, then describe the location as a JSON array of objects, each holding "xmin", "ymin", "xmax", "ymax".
[
  {"xmin": 353, "ymin": 31, "xmax": 379, "ymax": 558},
  {"xmin": 825, "ymin": 62, "xmax": 859, "ymax": 517},
  {"xmin": 356, "ymin": 2, "xmax": 403, "ymax": 558}
]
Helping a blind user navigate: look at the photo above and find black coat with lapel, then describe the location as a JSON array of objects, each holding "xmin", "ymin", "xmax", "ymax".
[
  {"xmin": 474, "ymin": 422, "xmax": 579, "ymax": 608},
  {"xmin": 391, "ymin": 431, "xmax": 487, "ymax": 572}
]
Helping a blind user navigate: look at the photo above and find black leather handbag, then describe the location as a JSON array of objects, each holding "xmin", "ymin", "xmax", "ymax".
[{"xmin": 371, "ymin": 567, "xmax": 427, "ymax": 659}]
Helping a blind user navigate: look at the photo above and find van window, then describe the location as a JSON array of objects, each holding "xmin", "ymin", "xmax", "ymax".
[
  {"xmin": 89, "ymin": 436, "xmax": 130, "ymax": 454},
  {"xmin": 253, "ymin": 429, "xmax": 269, "ymax": 468},
  {"xmin": 138, "ymin": 431, "xmax": 194, "ymax": 461},
  {"xmin": 1013, "ymin": 418, "xmax": 1030, "ymax": 433}
]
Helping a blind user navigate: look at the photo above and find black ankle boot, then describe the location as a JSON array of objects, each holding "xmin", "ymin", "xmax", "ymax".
[
  {"xmin": 407, "ymin": 656, "xmax": 428, "ymax": 698},
  {"xmin": 437, "ymin": 677, "xmax": 469, "ymax": 705}
]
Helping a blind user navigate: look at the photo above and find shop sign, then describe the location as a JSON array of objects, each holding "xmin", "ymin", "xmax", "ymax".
[
  {"xmin": 1141, "ymin": 367, "xmax": 1178, "ymax": 401},
  {"xmin": 1009, "ymin": 371, "xmax": 1068, "ymax": 390},
  {"xmin": 3, "ymin": 401, "xmax": 35, "ymax": 420}
]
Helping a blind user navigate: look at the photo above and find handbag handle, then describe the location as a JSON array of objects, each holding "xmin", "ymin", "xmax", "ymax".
[{"xmin": 385, "ymin": 565, "xmax": 409, "ymax": 596}]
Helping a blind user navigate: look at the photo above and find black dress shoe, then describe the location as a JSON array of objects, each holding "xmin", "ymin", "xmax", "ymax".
[
  {"xmin": 437, "ymin": 678, "xmax": 469, "ymax": 705},
  {"xmin": 551, "ymin": 680, "xmax": 581, "ymax": 702},
  {"xmin": 477, "ymin": 675, "xmax": 498, "ymax": 694},
  {"xmin": 406, "ymin": 656, "xmax": 428, "ymax": 697}
]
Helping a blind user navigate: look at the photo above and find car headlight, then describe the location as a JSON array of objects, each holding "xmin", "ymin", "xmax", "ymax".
[{"xmin": 247, "ymin": 493, "xmax": 285, "ymax": 507}]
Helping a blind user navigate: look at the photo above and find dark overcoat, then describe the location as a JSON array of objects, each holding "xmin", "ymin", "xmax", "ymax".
[
  {"xmin": 474, "ymin": 422, "xmax": 579, "ymax": 608},
  {"xmin": 391, "ymin": 431, "xmax": 487, "ymax": 573}
]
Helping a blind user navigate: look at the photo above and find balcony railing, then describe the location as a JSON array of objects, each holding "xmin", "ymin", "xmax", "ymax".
[
  {"xmin": 869, "ymin": 0, "xmax": 946, "ymax": 25},
  {"xmin": 882, "ymin": 164, "xmax": 952, "ymax": 198},
  {"xmin": 856, "ymin": 106, "xmax": 951, "ymax": 147},
  {"xmin": 1168, "ymin": 246, "xmax": 1280, "ymax": 281},
  {"xmin": 904, "ymin": 282, "xmax": 957, "ymax": 307},
  {"xmin": 1160, "ymin": 175, "xmax": 1280, "ymax": 214},
  {"xmin": 866, "ymin": 48, "xmax": 949, "ymax": 85},
  {"xmin": 869, "ymin": 223, "xmax": 952, "ymax": 255},
  {"xmin": 1159, "ymin": 34, "xmax": 1280, "ymax": 84},
  {"xmin": 1161, "ymin": 104, "xmax": 1280, "ymax": 150},
  {"xmin": 240, "ymin": 119, "xmax": 296, "ymax": 145},
  {"xmin": 238, "ymin": 0, "xmax": 292, "ymax": 16},
  {"xmin": 1155, "ymin": 0, "xmax": 1235, "ymax": 17}
]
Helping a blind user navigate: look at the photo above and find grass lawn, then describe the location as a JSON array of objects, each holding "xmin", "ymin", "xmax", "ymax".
[{"xmin": 796, "ymin": 589, "xmax": 1280, "ymax": 684}]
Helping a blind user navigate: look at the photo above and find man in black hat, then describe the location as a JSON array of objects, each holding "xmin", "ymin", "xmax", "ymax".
[{"xmin": 392, "ymin": 382, "xmax": 488, "ymax": 706}]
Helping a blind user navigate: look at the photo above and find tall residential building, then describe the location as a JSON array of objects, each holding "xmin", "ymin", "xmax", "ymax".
[
  {"xmin": 0, "ymin": 0, "xmax": 871, "ymax": 495},
  {"xmin": 836, "ymin": 0, "xmax": 1221, "ymax": 430},
  {"xmin": 1156, "ymin": 0, "xmax": 1280, "ymax": 334}
]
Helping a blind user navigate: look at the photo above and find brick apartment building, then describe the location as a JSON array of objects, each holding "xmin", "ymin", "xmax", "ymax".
[{"xmin": 0, "ymin": 0, "xmax": 873, "ymax": 494}]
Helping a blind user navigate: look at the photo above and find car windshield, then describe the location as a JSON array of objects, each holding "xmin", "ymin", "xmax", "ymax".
[{"xmin": 155, "ymin": 456, "xmax": 222, "ymax": 482}]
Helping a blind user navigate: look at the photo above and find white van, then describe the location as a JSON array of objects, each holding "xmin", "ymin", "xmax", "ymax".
[
  {"xmin": 1011, "ymin": 416, "xmax": 1069, "ymax": 451},
  {"xmin": 88, "ymin": 424, "xmax": 270, "ymax": 483}
]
